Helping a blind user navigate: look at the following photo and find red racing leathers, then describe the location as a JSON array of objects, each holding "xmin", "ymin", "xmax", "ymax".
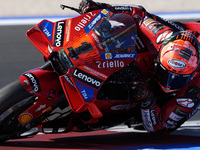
[
  {"xmin": 108, "ymin": 4, "xmax": 200, "ymax": 133},
  {"xmin": 79, "ymin": 1, "xmax": 200, "ymax": 133}
]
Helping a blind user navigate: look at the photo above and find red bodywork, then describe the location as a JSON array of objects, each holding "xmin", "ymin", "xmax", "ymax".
[
  {"xmin": 19, "ymin": 9, "xmax": 136, "ymax": 124},
  {"xmin": 18, "ymin": 9, "xmax": 200, "ymax": 125}
]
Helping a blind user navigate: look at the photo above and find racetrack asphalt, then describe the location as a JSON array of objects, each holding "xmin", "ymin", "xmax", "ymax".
[
  {"xmin": 1, "ymin": 130, "xmax": 200, "ymax": 150},
  {"xmin": 0, "ymin": 25, "xmax": 43, "ymax": 88}
]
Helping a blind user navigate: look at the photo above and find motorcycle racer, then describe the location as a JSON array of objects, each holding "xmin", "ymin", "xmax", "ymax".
[{"xmin": 79, "ymin": 0, "xmax": 200, "ymax": 133}]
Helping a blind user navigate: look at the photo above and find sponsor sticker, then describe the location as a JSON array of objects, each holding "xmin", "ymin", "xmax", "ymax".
[
  {"xmin": 143, "ymin": 17, "xmax": 155, "ymax": 26},
  {"xmin": 47, "ymin": 89, "xmax": 56, "ymax": 101},
  {"xmin": 174, "ymin": 107, "xmax": 187, "ymax": 116},
  {"xmin": 141, "ymin": 109, "xmax": 154, "ymax": 132},
  {"xmin": 18, "ymin": 113, "xmax": 33, "ymax": 125},
  {"xmin": 75, "ymin": 81, "xmax": 94, "ymax": 100},
  {"xmin": 150, "ymin": 109, "xmax": 159, "ymax": 126},
  {"xmin": 101, "ymin": 9, "xmax": 109, "ymax": 15},
  {"xmin": 101, "ymin": 53, "xmax": 137, "ymax": 60},
  {"xmin": 96, "ymin": 60, "xmax": 125, "ymax": 68},
  {"xmin": 164, "ymin": 123, "xmax": 171, "ymax": 128},
  {"xmin": 176, "ymin": 98, "xmax": 195, "ymax": 108},
  {"xmin": 36, "ymin": 104, "xmax": 47, "ymax": 112},
  {"xmin": 114, "ymin": 53, "xmax": 137, "ymax": 59},
  {"xmin": 156, "ymin": 30, "xmax": 173, "ymax": 44},
  {"xmin": 23, "ymin": 73, "xmax": 41, "ymax": 94},
  {"xmin": 82, "ymin": 66, "xmax": 108, "ymax": 79},
  {"xmin": 53, "ymin": 21, "xmax": 65, "ymax": 47},
  {"xmin": 64, "ymin": 75, "xmax": 75, "ymax": 87},
  {"xmin": 91, "ymin": 33, "xmax": 103, "ymax": 50},
  {"xmin": 150, "ymin": 24, "xmax": 165, "ymax": 34},
  {"xmin": 143, "ymin": 17, "xmax": 166, "ymax": 34},
  {"xmin": 73, "ymin": 69, "xmax": 102, "ymax": 89},
  {"xmin": 84, "ymin": 10, "xmax": 109, "ymax": 34},
  {"xmin": 168, "ymin": 59, "xmax": 187, "ymax": 69},
  {"xmin": 39, "ymin": 21, "xmax": 53, "ymax": 41},
  {"xmin": 105, "ymin": 53, "xmax": 112, "ymax": 59},
  {"xmin": 166, "ymin": 119, "xmax": 175, "ymax": 126},
  {"xmin": 161, "ymin": 17, "xmax": 184, "ymax": 31},
  {"xmin": 113, "ymin": 6, "xmax": 133, "ymax": 12},
  {"xmin": 75, "ymin": 12, "xmax": 96, "ymax": 32},
  {"xmin": 169, "ymin": 112, "xmax": 184, "ymax": 121},
  {"xmin": 85, "ymin": 14, "xmax": 102, "ymax": 34}
]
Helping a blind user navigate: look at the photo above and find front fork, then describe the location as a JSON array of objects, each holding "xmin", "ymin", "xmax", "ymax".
[{"xmin": 18, "ymin": 61, "xmax": 63, "ymax": 125}]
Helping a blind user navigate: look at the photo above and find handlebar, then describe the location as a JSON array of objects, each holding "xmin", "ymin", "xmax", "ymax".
[
  {"xmin": 60, "ymin": 4, "xmax": 82, "ymax": 14},
  {"xmin": 68, "ymin": 42, "xmax": 93, "ymax": 60}
]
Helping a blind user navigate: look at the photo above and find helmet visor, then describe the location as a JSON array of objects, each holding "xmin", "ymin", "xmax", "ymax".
[{"xmin": 155, "ymin": 62, "xmax": 194, "ymax": 90}]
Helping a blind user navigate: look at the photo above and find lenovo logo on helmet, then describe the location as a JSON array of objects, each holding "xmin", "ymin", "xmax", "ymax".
[{"xmin": 168, "ymin": 59, "xmax": 187, "ymax": 69}]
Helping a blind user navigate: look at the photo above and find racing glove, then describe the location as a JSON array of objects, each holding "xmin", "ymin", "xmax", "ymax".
[
  {"xmin": 129, "ymin": 81, "xmax": 153, "ymax": 100},
  {"xmin": 130, "ymin": 80, "xmax": 163, "ymax": 132},
  {"xmin": 79, "ymin": 0, "xmax": 111, "ymax": 14},
  {"xmin": 129, "ymin": 80, "xmax": 157, "ymax": 108}
]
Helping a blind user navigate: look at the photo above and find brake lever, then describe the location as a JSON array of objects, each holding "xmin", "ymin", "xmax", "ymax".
[{"xmin": 60, "ymin": 4, "xmax": 82, "ymax": 14}]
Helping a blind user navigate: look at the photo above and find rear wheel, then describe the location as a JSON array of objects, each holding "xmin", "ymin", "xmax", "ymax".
[{"xmin": 0, "ymin": 80, "xmax": 35, "ymax": 142}]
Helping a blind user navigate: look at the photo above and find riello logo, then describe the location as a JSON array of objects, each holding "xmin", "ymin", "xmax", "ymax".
[
  {"xmin": 96, "ymin": 60, "xmax": 125, "ymax": 68},
  {"xmin": 73, "ymin": 69, "xmax": 102, "ymax": 89}
]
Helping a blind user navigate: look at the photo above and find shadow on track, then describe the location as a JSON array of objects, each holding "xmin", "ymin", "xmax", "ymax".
[{"xmin": 1, "ymin": 130, "xmax": 200, "ymax": 150}]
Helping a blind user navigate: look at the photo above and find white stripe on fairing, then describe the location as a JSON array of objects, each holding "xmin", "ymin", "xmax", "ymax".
[{"xmin": 0, "ymin": 11, "xmax": 199, "ymax": 26}]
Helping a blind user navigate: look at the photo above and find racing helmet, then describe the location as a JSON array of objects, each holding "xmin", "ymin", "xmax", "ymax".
[{"xmin": 155, "ymin": 31, "xmax": 200, "ymax": 92}]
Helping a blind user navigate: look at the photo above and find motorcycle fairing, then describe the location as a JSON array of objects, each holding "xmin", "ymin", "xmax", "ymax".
[
  {"xmin": 60, "ymin": 66, "xmax": 104, "ymax": 110},
  {"xmin": 26, "ymin": 26, "xmax": 50, "ymax": 59},
  {"xmin": 26, "ymin": 9, "xmax": 139, "ymax": 120},
  {"xmin": 26, "ymin": 9, "xmax": 106, "ymax": 59},
  {"xmin": 84, "ymin": 9, "xmax": 111, "ymax": 34},
  {"xmin": 38, "ymin": 20, "xmax": 54, "ymax": 42},
  {"xmin": 26, "ymin": 20, "xmax": 54, "ymax": 59},
  {"xmin": 57, "ymin": 10, "xmax": 139, "ymax": 119},
  {"xmin": 60, "ymin": 66, "xmax": 107, "ymax": 116},
  {"xmin": 59, "ymin": 74, "xmax": 103, "ymax": 120},
  {"xmin": 27, "ymin": 19, "xmax": 69, "ymax": 59},
  {"xmin": 75, "ymin": 81, "xmax": 94, "ymax": 100},
  {"xmin": 19, "ymin": 68, "xmax": 62, "ymax": 125}
]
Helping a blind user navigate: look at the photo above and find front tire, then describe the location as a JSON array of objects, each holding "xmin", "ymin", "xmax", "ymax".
[{"xmin": 0, "ymin": 80, "xmax": 35, "ymax": 142}]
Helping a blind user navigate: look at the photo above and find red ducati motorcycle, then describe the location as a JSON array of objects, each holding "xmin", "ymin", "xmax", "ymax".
[{"xmin": 0, "ymin": 4, "xmax": 200, "ymax": 142}]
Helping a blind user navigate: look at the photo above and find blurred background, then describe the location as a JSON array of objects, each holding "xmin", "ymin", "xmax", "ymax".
[{"xmin": 0, "ymin": 0, "xmax": 199, "ymax": 17}]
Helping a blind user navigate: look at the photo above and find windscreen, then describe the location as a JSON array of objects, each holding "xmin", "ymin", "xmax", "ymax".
[{"xmin": 90, "ymin": 13, "xmax": 137, "ymax": 53}]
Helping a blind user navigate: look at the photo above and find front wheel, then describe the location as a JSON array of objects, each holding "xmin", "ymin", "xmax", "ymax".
[{"xmin": 0, "ymin": 80, "xmax": 35, "ymax": 142}]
